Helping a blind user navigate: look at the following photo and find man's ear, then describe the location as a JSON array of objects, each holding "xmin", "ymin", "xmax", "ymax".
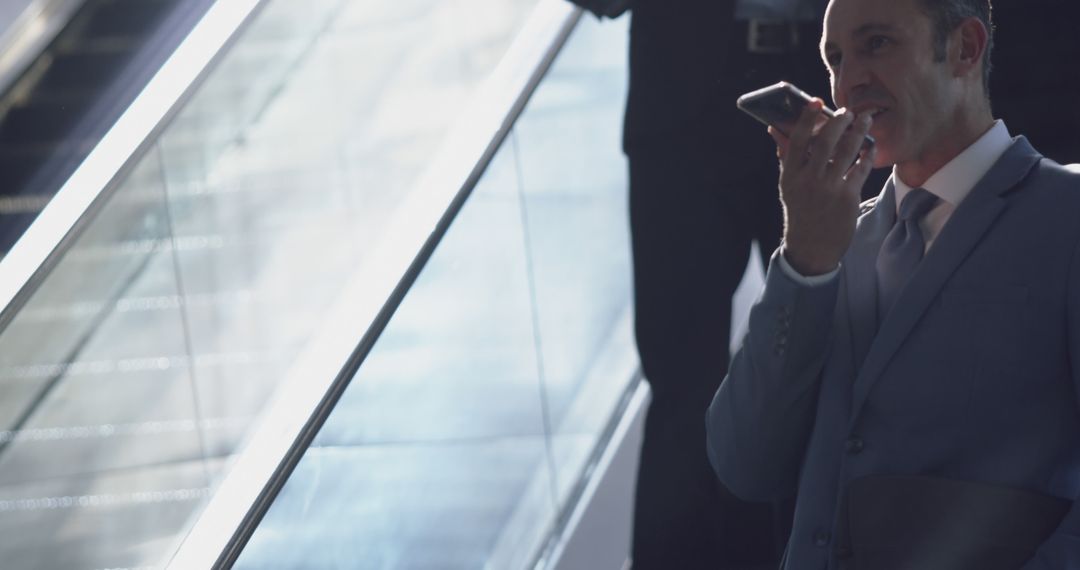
[{"xmin": 951, "ymin": 17, "xmax": 988, "ymax": 80}]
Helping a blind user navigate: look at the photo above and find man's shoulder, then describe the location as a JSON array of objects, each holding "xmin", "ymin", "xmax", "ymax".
[
  {"xmin": 995, "ymin": 136, "xmax": 1079, "ymax": 192},
  {"xmin": 1035, "ymin": 156, "xmax": 1080, "ymax": 175},
  {"xmin": 1010, "ymin": 158, "xmax": 1080, "ymax": 232},
  {"xmin": 1026, "ymin": 157, "xmax": 1080, "ymax": 192}
]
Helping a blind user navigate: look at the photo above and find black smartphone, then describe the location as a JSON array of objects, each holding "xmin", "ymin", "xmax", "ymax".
[{"xmin": 736, "ymin": 81, "xmax": 875, "ymax": 148}]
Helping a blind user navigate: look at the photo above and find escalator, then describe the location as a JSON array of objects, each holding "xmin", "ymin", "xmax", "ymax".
[
  {"xmin": 0, "ymin": 0, "xmax": 641, "ymax": 568},
  {"xmin": 0, "ymin": 0, "xmax": 211, "ymax": 253}
]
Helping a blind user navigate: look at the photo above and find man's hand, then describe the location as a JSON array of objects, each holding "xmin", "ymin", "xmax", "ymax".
[{"xmin": 769, "ymin": 99, "xmax": 876, "ymax": 276}]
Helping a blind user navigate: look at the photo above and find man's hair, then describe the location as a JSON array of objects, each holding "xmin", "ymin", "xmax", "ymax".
[{"xmin": 917, "ymin": 0, "xmax": 994, "ymax": 94}]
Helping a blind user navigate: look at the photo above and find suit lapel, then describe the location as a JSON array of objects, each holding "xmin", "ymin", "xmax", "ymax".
[
  {"xmin": 848, "ymin": 138, "xmax": 1043, "ymax": 425},
  {"xmin": 845, "ymin": 181, "xmax": 895, "ymax": 374}
]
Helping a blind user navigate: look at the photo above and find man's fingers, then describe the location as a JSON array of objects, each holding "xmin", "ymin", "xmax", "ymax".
[
  {"xmin": 808, "ymin": 109, "xmax": 855, "ymax": 171},
  {"xmin": 785, "ymin": 98, "xmax": 824, "ymax": 164},
  {"xmin": 829, "ymin": 112, "xmax": 873, "ymax": 176},
  {"xmin": 843, "ymin": 144, "xmax": 877, "ymax": 190}
]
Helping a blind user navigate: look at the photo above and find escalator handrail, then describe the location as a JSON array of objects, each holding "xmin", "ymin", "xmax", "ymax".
[
  {"xmin": 0, "ymin": 0, "xmax": 84, "ymax": 98},
  {"xmin": 0, "ymin": 0, "xmax": 269, "ymax": 331},
  {"xmin": 164, "ymin": 1, "xmax": 585, "ymax": 567}
]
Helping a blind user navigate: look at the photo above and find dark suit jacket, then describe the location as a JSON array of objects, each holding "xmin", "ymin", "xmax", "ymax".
[
  {"xmin": 623, "ymin": 0, "xmax": 739, "ymax": 146},
  {"xmin": 707, "ymin": 137, "xmax": 1080, "ymax": 569},
  {"xmin": 833, "ymin": 474, "xmax": 1070, "ymax": 569},
  {"xmin": 562, "ymin": 0, "xmax": 742, "ymax": 144}
]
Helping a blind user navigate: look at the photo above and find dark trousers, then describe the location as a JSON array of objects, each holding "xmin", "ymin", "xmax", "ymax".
[{"xmin": 627, "ymin": 46, "xmax": 827, "ymax": 570}]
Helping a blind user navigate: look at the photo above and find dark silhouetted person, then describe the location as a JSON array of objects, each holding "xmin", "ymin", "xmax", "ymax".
[{"xmin": 570, "ymin": 0, "xmax": 830, "ymax": 567}]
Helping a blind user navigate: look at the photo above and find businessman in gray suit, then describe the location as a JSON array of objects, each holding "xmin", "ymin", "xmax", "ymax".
[{"xmin": 707, "ymin": 0, "xmax": 1080, "ymax": 568}]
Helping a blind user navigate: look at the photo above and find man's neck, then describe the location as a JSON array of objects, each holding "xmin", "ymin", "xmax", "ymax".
[{"xmin": 895, "ymin": 106, "xmax": 995, "ymax": 188}]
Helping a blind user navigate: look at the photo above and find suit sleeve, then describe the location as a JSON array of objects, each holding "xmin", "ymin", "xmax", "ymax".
[
  {"xmin": 705, "ymin": 249, "xmax": 840, "ymax": 501},
  {"xmin": 1022, "ymin": 232, "xmax": 1080, "ymax": 569}
]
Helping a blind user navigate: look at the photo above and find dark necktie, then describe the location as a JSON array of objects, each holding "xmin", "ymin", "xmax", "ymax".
[{"xmin": 876, "ymin": 188, "xmax": 940, "ymax": 320}]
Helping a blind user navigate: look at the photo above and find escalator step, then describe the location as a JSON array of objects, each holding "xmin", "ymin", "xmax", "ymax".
[
  {"xmin": 23, "ymin": 47, "xmax": 127, "ymax": 106},
  {"xmin": 0, "ymin": 148, "xmax": 51, "ymax": 195},
  {"xmin": 0, "ymin": 144, "xmax": 89, "ymax": 196},
  {"xmin": 80, "ymin": 0, "xmax": 177, "ymax": 42},
  {"xmin": 34, "ymin": 51, "xmax": 128, "ymax": 94},
  {"xmin": 0, "ymin": 101, "xmax": 93, "ymax": 145}
]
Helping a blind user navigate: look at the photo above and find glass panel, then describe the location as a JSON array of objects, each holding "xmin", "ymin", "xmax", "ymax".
[
  {"xmin": 156, "ymin": 0, "xmax": 538, "ymax": 470},
  {"xmin": 236, "ymin": 120, "xmax": 556, "ymax": 570},
  {"xmin": 511, "ymin": 11, "xmax": 634, "ymax": 509},
  {"xmin": 0, "ymin": 148, "xmax": 210, "ymax": 569},
  {"xmin": 0, "ymin": 0, "xmax": 541, "ymax": 566},
  {"xmin": 235, "ymin": 12, "xmax": 636, "ymax": 569}
]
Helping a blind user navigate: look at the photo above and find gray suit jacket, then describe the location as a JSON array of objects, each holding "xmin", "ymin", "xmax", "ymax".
[{"xmin": 707, "ymin": 137, "xmax": 1080, "ymax": 569}]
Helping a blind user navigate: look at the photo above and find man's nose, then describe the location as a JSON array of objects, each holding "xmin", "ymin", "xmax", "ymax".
[{"xmin": 834, "ymin": 58, "xmax": 872, "ymax": 106}]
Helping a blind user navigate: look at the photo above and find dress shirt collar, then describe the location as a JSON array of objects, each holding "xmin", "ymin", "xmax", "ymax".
[{"xmin": 891, "ymin": 120, "xmax": 1012, "ymax": 212}]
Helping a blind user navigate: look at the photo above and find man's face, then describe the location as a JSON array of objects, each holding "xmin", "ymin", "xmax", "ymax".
[{"xmin": 821, "ymin": 0, "xmax": 959, "ymax": 167}]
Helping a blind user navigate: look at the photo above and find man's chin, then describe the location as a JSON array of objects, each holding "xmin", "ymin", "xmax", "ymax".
[{"xmin": 868, "ymin": 140, "xmax": 898, "ymax": 169}]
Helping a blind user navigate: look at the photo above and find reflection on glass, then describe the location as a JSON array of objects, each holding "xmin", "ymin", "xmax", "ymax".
[
  {"xmin": 0, "ymin": 0, "xmax": 538, "ymax": 566},
  {"xmin": 235, "ymin": 12, "xmax": 634, "ymax": 569},
  {"xmin": 238, "ymin": 139, "xmax": 556, "ymax": 569},
  {"xmin": 0, "ymin": 149, "xmax": 211, "ymax": 569},
  {"xmin": 511, "ymin": 11, "xmax": 633, "ymax": 508}
]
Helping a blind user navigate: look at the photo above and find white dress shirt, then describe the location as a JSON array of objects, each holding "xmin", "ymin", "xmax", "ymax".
[{"xmin": 779, "ymin": 120, "xmax": 1013, "ymax": 284}]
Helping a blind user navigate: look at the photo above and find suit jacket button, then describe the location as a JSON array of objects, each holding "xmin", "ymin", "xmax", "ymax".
[
  {"xmin": 813, "ymin": 530, "xmax": 831, "ymax": 547},
  {"xmin": 845, "ymin": 437, "xmax": 865, "ymax": 454}
]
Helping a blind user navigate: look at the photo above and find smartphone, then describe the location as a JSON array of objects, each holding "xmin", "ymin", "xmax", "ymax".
[{"xmin": 736, "ymin": 81, "xmax": 875, "ymax": 148}]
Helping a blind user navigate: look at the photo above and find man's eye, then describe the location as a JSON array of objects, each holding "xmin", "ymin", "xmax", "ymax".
[
  {"xmin": 825, "ymin": 53, "xmax": 842, "ymax": 68},
  {"xmin": 868, "ymin": 36, "xmax": 890, "ymax": 51}
]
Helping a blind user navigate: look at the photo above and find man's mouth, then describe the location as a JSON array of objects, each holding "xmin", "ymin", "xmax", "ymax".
[{"xmin": 853, "ymin": 105, "xmax": 888, "ymax": 119}]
